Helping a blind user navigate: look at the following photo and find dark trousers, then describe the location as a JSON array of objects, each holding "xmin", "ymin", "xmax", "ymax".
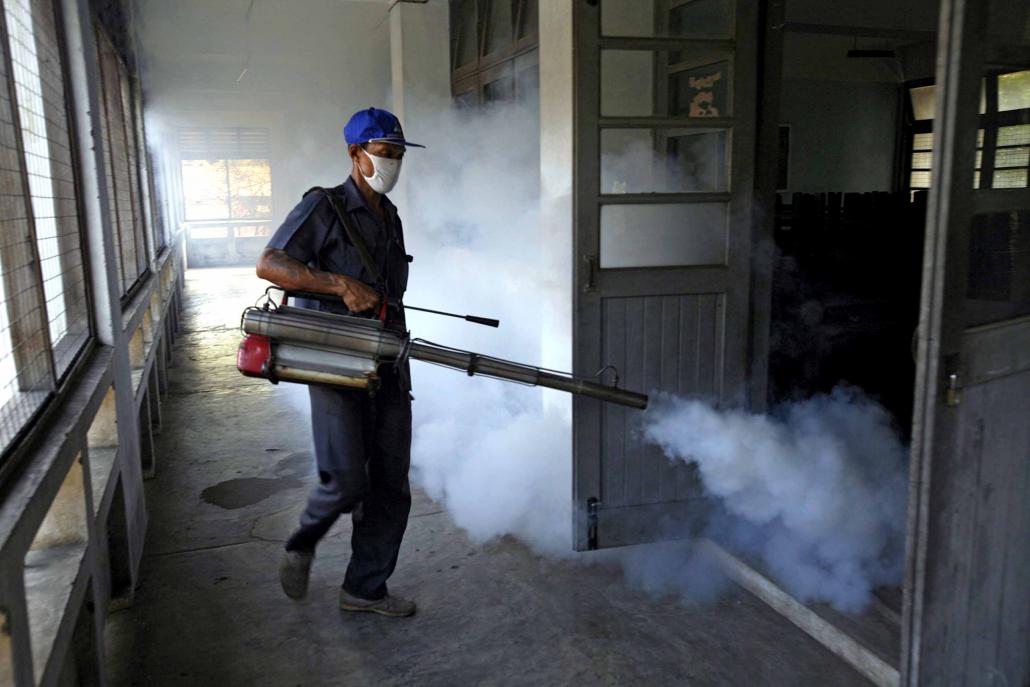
[{"xmin": 285, "ymin": 372, "xmax": 412, "ymax": 600}]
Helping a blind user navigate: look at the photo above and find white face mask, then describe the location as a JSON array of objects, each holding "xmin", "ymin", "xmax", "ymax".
[{"xmin": 361, "ymin": 149, "xmax": 403, "ymax": 194}]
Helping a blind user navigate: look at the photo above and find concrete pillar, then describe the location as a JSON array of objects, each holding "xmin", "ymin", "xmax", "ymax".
[
  {"xmin": 388, "ymin": 0, "xmax": 450, "ymax": 217},
  {"xmin": 61, "ymin": 0, "xmax": 148, "ymax": 594},
  {"xmin": 388, "ymin": 0, "xmax": 449, "ymax": 129},
  {"xmin": 538, "ymin": 0, "xmax": 574, "ymax": 415}
]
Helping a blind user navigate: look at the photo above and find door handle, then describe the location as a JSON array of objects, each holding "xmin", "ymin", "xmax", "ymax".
[{"xmin": 583, "ymin": 254, "xmax": 598, "ymax": 292}]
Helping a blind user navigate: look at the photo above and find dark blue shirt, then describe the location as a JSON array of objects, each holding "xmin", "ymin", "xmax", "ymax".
[{"xmin": 266, "ymin": 177, "xmax": 409, "ymax": 325}]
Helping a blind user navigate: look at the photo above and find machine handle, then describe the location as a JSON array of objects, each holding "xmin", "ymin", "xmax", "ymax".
[{"xmin": 465, "ymin": 315, "xmax": 500, "ymax": 328}]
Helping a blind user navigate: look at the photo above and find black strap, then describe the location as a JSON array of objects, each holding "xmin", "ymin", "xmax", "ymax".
[{"xmin": 304, "ymin": 186, "xmax": 385, "ymax": 288}]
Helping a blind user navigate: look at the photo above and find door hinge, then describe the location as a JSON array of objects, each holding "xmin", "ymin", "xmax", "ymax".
[{"xmin": 586, "ymin": 497, "xmax": 600, "ymax": 550}]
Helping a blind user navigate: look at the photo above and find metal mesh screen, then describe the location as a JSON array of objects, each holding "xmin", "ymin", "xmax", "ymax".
[
  {"xmin": 9, "ymin": 0, "xmax": 89, "ymax": 375},
  {"xmin": 133, "ymin": 86, "xmax": 161, "ymax": 251},
  {"xmin": 95, "ymin": 25, "xmax": 143, "ymax": 295},
  {"xmin": 0, "ymin": 2, "xmax": 52, "ymax": 454},
  {"xmin": 119, "ymin": 66, "xmax": 148, "ymax": 268},
  {"xmin": 92, "ymin": 34, "xmax": 121, "ymax": 289}
]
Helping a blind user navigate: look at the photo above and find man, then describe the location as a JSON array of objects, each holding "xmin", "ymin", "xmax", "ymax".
[{"xmin": 255, "ymin": 107, "xmax": 422, "ymax": 617}]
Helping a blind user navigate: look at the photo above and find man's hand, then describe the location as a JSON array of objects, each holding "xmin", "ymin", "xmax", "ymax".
[
  {"xmin": 257, "ymin": 248, "xmax": 379, "ymax": 313},
  {"xmin": 334, "ymin": 275, "xmax": 379, "ymax": 313}
]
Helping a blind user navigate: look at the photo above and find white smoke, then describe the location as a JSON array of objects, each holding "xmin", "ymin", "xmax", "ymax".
[
  {"xmin": 644, "ymin": 387, "xmax": 909, "ymax": 611},
  {"xmin": 138, "ymin": 32, "xmax": 910, "ymax": 611},
  {"xmin": 358, "ymin": 103, "xmax": 910, "ymax": 611},
  {"xmin": 396, "ymin": 100, "xmax": 574, "ymax": 556}
]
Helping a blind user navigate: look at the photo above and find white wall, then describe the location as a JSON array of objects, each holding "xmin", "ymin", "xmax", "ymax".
[
  {"xmin": 135, "ymin": 0, "xmax": 395, "ymax": 216},
  {"xmin": 780, "ymin": 78, "xmax": 899, "ymax": 193},
  {"xmin": 775, "ymin": 0, "xmax": 942, "ymax": 193},
  {"xmin": 779, "ymin": 32, "xmax": 902, "ymax": 193}
]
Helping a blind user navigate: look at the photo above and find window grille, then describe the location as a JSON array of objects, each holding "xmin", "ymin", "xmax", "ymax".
[
  {"xmin": 177, "ymin": 126, "xmax": 270, "ymax": 159},
  {"xmin": 4, "ymin": 0, "xmax": 90, "ymax": 376},
  {"xmin": 178, "ymin": 127, "xmax": 273, "ymax": 242},
  {"xmin": 906, "ymin": 71, "xmax": 1030, "ymax": 193},
  {"xmin": 119, "ymin": 66, "xmax": 148, "ymax": 267},
  {"xmin": 0, "ymin": 1, "xmax": 50, "ymax": 454},
  {"xmin": 132, "ymin": 86, "xmax": 162, "ymax": 251},
  {"xmin": 95, "ymin": 24, "xmax": 147, "ymax": 296}
]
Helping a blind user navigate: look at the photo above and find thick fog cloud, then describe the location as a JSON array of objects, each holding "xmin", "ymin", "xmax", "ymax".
[
  {"xmin": 645, "ymin": 387, "xmax": 909, "ymax": 611},
  {"xmin": 144, "ymin": 76, "xmax": 908, "ymax": 611}
]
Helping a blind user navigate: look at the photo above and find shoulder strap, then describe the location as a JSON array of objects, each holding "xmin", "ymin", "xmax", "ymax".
[{"xmin": 304, "ymin": 186, "xmax": 385, "ymax": 287}]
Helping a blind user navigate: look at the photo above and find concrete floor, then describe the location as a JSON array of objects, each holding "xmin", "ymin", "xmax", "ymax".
[{"xmin": 105, "ymin": 266, "xmax": 872, "ymax": 686}]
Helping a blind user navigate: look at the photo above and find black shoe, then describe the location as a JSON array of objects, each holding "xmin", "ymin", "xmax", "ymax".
[{"xmin": 279, "ymin": 549, "xmax": 314, "ymax": 599}]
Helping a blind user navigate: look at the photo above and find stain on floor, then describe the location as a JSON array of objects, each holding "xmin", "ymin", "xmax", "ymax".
[{"xmin": 201, "ymin": 476, "xmax": 303, "ymax": 509}]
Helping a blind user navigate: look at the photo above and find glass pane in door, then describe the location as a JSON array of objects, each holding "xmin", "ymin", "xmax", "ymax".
[
  {"xmin": 601, "ymin": 128, "xmax": 729, "ymax": 193},
  {"xmin": 600, "ymin": 202, "xmax": 728, "ymax": 267},
  {"xmin": 601, "ymin": 49, "xmax": 733, "ymax": 117}
]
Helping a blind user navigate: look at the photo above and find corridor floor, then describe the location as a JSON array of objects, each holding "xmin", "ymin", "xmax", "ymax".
[{"xmin": 105, "ymin": 267, "xmax": 871, "ymax": 686}]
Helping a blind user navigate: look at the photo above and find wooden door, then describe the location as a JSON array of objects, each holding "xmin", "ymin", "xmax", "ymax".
[
  {"xmin": 572, "ymin": 0, "xmax": 758, "ymax": 550},
  {"xmin": 903, "ymin": 0, "xmax": 1030, "ymax": 684}
]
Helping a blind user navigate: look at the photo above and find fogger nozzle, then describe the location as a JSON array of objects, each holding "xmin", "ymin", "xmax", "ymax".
[{"xmin": 239, "ymin": 305, "xmax": 649, "ymax": 410}]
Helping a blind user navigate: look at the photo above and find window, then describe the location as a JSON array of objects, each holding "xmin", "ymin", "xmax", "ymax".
[
  {"xmin": 1, "ymin": 0, "xmax": 92, "ymax": 455},
  {"xmin": 6, "ymin": 0, "xmax": 90, "ymax": 373},
  {"xmin": 180, "ymin": 159, "xmax": 272, "ymax": 222},
  {"xmin": 129, "ymin": 85, "xmax": 162, "ymax": 253},
  {"xmin": 992, "ymin": 124, "xmax": 1030, "ymax": 188},
  {"xmin": 0, "ymin": 18, "xmax": 51, "ymax": 453},
  {"xmin": 177, "ymin": 127, "xmax": 273, "ymax": 241},
  {"xmin": 449, "ymin": 0, "xmax": 538, "ymax": 107},
  {"xmin": 910, "ymin": 132, "xmax": 933, "ymax": 189},
  {"xmin": 906, "ymin": 70, "xmax": 1030, "ymax": 192},
  {"xmin": 95, "ymin": 24, "xmax": 150, "ymax": 297}
]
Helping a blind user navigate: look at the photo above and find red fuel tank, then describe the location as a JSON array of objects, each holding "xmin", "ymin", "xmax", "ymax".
[{"xmin": 237, "ymin": 333, "xmax": 272, "ymax": 378}]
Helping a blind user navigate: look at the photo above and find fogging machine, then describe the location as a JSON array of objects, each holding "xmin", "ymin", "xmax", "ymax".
[{"xmin": 237, "ymin": 289, "xmax": 648, "ymax": 410}]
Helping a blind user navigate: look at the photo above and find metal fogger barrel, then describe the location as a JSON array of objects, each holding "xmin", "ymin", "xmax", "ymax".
[{"xmin": 238, "ymin": 305, "xmax": 648, "ymax": 410}]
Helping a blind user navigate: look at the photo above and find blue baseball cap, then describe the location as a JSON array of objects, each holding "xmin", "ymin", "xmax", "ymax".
[{"xmin": 343, "ymin": 107, "xmax": 424, "ymax": 149}]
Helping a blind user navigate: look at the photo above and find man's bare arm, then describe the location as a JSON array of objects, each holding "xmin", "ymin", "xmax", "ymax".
[{"xmin": 256, "ymin": 247, "xmax": 379, "ymax": 312}]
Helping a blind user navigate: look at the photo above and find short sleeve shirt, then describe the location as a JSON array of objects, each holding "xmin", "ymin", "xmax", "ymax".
[{"xmin": 266, "ymin": 176, "xmax": 409, "ymax": 324}]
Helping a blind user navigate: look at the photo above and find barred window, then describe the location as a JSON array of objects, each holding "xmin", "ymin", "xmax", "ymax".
[
  {"xmin": 1, "ymin": 0, "xmax": 91, "ymax": 455},
  {"xmin": 132, "ymin": 87, "xmax": 162, "ymax": 251},
  {"xmin": 5, "ymin": 0, "xmax": 89, "ymax": 373},
  {"xmin": 906, "ymin": 71, "xmax": 1030, "ymax": 193},
  {"xmin": 95, "ymin": 24, "xmax": 148, "ymax": 297},
  {"xmin": 178, "ymin": 127, "xmax": 273, "ymax": 241}
]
